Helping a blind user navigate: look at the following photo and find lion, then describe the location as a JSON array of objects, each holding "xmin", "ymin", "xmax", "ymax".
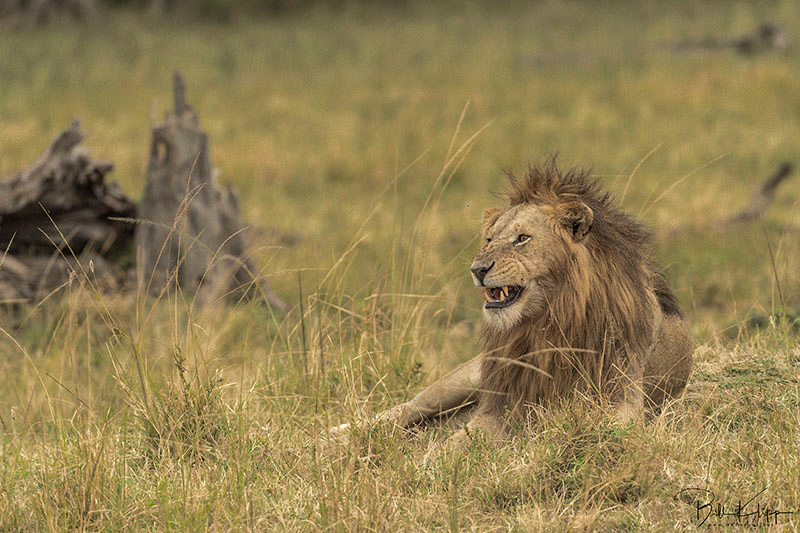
[{"xmin": 329, "ymin": 159, "xmax": 692, "ymax": 451}]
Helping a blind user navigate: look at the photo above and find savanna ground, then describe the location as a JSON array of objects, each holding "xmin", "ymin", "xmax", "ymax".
[{"xmin": 1, "ymin": 1, "xmax": 800, "ymax": 530}]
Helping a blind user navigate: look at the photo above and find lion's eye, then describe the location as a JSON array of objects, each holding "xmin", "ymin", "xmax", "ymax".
[
  {"xmin": 514, "ymin": 234, "xmax": 531, "ymax": 245},
  {"xmin": 486, "ymin": 238, "xmax": 492, "ymax": 243}
]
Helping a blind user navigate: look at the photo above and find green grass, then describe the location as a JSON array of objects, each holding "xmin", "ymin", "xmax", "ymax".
[{"xmin": 1, "ymin": 1, "xmax": 800, "ymax": 530}]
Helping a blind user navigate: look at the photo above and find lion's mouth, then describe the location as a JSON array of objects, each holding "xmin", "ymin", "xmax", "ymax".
[{"xmin": 483, "ymin": 285, "xmax": 523, "ymax": 309}]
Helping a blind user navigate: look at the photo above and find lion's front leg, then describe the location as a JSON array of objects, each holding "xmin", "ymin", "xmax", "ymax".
[
  {"xmin": 400, "ymin": 355, "xmax": 483, "ymax": 425},
  {"xmin": 612, "ymin": 362, "xmax": 645, "ymax": 424},
  {"xmin": 449, "ymin": 411, "xmax": 505, "ymax": 449},
  {"xmin": 327, "ymin": 355, "xmax": 482, "ymax": 442},
  {"xmin": 423, "ymin": 409, "xmax": 505, "ymax": 463}
]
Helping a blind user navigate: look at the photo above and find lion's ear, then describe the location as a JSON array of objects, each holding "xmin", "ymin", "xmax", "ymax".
[
  {"xmin": 557, "ymin": 201, "xmax": 593, "ymax": 241},
  {"xmin": 482, "ymin": 207, "xmax": 503, "ymax": 233}
]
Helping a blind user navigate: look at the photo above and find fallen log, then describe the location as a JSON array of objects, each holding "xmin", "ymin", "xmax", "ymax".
[
  {"xmin": 0, "ymin": 120, "xmax": 135, "ymax": 253},
  {"xmin": 0, "ymin": 252, "xmax": 119, "ymax": 304},
  {"xmin": 0, "ymin": 120, "xmax": 134, "ymax": 303},
  {"xmin": 135, "ymin": 73, "xmax": 289, "ymax": 312}
]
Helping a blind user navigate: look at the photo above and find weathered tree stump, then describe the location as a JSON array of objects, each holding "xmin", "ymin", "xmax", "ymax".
[
  {"xmin": 0, "ymin": 120, "xmax": 134, "ymax": 303},
  {"xmin": 135, "ymin": 73, "xmax": 288, "ymax": 312}
]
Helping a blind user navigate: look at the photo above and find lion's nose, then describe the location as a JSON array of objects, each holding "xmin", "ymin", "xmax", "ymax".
[{"xmin": 470, "ymin": 261, "xmax": 494, "ymax": 285}]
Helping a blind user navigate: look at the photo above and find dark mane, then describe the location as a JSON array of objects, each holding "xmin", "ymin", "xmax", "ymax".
[
  {"xmin": 505, "ymin": 158, "xmax": 609, "ymax": 208},
  {"xmin": 480, "ymin": 158, "xmax": 683, "ymax": 418},
  {"xmin": 505, "ymin": 157, "xmax": 681, "ymax": 317},
  {"xmin": 506, "ymin": 157, "xmax": 650, "ymax": 250}
]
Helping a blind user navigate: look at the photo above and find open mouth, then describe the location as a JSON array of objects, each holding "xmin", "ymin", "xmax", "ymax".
[{"xmin": 483, "ymin": 285, "xmax": 523, "ymax": 309}]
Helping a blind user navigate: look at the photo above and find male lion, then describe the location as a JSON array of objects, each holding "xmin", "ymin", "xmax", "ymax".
[{"xmin": 330, "ymin": 160, "xmax": 692, "ymax": 450}]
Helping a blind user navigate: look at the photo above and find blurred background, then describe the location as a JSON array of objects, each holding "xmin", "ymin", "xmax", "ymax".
[{"xmin": 4, "ymin": 1, "xmax": 799, "ymax": 337}]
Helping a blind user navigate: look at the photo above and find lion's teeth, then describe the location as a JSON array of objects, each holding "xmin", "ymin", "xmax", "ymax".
[{"xmin": 502, "ymin": 286, "xmax": 509, "ymax": 298}]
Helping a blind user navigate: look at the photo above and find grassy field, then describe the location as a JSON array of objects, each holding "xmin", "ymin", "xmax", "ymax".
[{"xmin": 1, "ymin": 1, "xmax": 800, "ymax": 530}]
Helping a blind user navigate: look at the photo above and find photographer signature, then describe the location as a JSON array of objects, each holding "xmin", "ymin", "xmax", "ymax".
[{"xmin": 677, "ymin": 487, "xmax": 796, "ymax": 527}]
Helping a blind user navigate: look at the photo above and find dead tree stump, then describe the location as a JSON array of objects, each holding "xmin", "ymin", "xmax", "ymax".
[
  {"xmin": 135, "ymin": 73, "xmax": 288, "ymax": 312},
  {"xmin": 0, "ymin": 120, "xmax": 134, "ymax": 302}
]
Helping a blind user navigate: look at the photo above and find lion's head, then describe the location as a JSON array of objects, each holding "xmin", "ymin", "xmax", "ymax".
[
  {"xmin": 471, "ymin": 192, "xmax": 594, "ymax": 332},
  {"xmin": 471, "ymin": 159, "xmax": 653, "ymax": 338}
]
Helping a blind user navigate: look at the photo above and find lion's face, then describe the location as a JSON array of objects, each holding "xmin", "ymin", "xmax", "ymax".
[{"xmin": 471, "ymin": 200, "xmax": 592, "ymax": 331}]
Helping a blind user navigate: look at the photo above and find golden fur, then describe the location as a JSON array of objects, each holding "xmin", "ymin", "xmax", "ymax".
[{"xmin": 473, "ymin": 159, "xmax": 691, "ymax": 425}]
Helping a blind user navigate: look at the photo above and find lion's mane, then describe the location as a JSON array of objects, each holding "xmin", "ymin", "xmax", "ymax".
[{"xmin": 480, "ymin": 159, "xmax": 682, "ymax": 417}]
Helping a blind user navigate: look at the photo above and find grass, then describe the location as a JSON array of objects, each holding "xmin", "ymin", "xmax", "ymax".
[{"xmin": 1, "ymin": 1, "xmax": 800, "ymax": 530}]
